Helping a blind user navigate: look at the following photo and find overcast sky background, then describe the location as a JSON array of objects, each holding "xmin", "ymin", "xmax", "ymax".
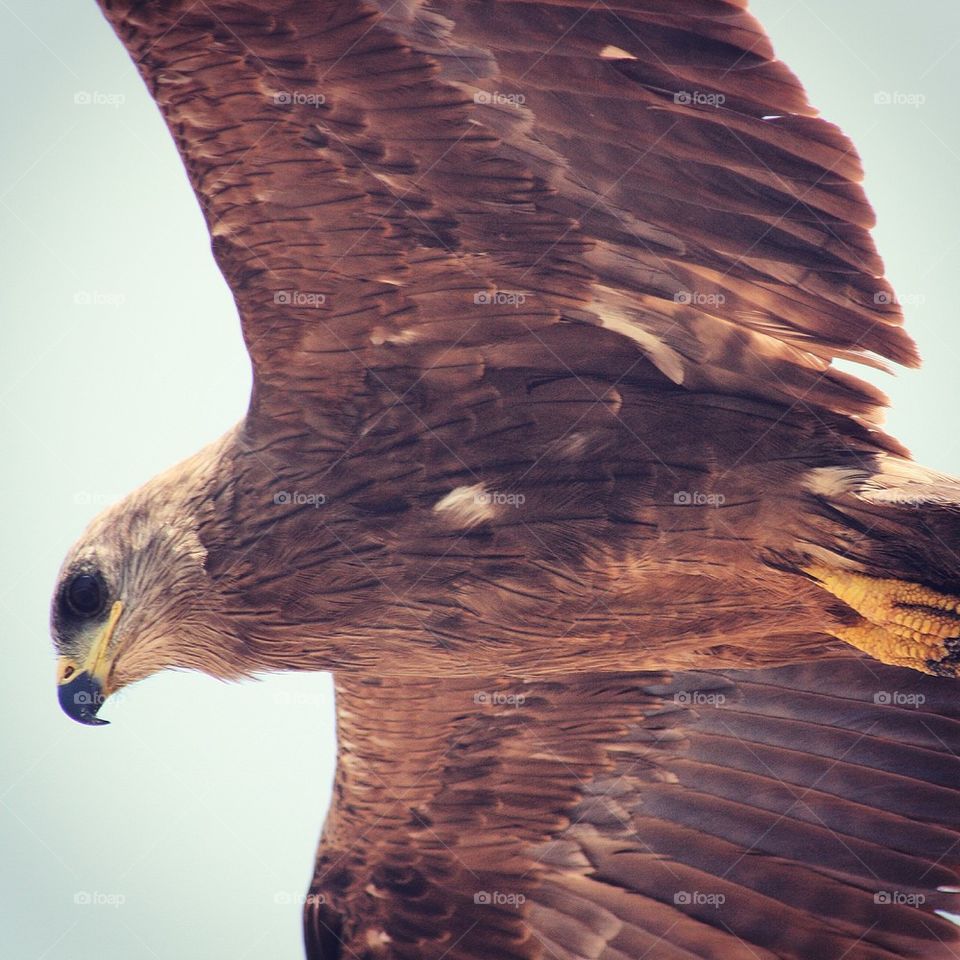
[{"xmin": 1, "ymin": 2, "xmax": 958, "ymax": 958}]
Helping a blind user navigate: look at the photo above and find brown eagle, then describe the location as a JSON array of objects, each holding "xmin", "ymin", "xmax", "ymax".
[{"xmin": 52, "ymin": 2, "xmax": 960, "ymax": 958}]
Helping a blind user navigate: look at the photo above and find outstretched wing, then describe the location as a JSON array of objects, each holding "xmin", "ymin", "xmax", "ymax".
[
  {"xmin": 98, "ymin": 0, "xmax": 914, "ymax": 423},
  {"xmin": 309, "ymin": 658, "xmax": 960, "ymax": 959}
]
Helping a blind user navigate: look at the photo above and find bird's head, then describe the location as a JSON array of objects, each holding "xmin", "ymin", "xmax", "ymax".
[{"xmin": 51, "ymin": 435, "xmax": 242, "ymax": 724}]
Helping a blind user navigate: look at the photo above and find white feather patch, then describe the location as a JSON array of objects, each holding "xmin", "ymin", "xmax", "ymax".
[
  {"xmin": 600, "ymin": 312, "xmax": 686, "ymax": 384},
  {"xmin": 803, "ymin": 467, "xmax": 867, "ymax": 498},
  {"xmin": 600, "ymin": 45, "xmax": 637, "ymax": 60},
  {"xmin": 433, "ymin": 484, "xmax": 496, "ymax": 526}
]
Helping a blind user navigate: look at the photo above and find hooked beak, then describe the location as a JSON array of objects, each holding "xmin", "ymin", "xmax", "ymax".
[{"xmin": 56, "ymin": 601, "xmax": 123, "ymax": 725}]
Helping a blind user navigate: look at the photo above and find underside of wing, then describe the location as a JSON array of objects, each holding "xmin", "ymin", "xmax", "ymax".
[
  {"xmin": 99, "ymin": 0, "xmax": 915, "ymax": 426},
  {"xmin": 306, "ymin": 658, "xmax": 960, "ymax": 959}
]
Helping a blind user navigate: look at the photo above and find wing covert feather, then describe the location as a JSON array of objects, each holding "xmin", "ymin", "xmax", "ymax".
[{"xmin": 98, "ymin": 0, "xmax": 915, "ymax": 422}]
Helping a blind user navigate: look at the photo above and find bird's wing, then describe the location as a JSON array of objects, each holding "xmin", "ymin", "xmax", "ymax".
[
  {"xmin": 308, "ymin": 658, "xmax": 960, "ymax": 960},
  {"xmin": 98, "ymin": 0, "xmax": 914, "ymax": 424}
]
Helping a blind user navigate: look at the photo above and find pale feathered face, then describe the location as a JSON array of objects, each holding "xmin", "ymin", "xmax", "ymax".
[{"xmin": 51, "ymin": 439, "xmax": 243, "ymax": 724}]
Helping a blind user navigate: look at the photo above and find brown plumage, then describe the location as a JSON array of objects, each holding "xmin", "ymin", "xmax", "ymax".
[{"xmin": 50, "ymin": 1, "xmax": 960, "ymax": 958}]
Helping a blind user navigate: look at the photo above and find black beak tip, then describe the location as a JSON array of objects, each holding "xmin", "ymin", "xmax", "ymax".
[{"xmin": 58, "ymin": 672, "xmax": 110, "ymax": 726}]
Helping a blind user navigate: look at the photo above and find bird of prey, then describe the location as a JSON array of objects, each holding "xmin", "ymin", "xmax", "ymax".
[{"xmin": 51, "ymin": 2, "xmax": 960, "ymax": 958}]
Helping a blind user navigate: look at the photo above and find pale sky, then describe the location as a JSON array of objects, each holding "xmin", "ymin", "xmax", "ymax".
[{"xmin": 1, "ymin": 2, "xmax": 958, "ymax": 958}]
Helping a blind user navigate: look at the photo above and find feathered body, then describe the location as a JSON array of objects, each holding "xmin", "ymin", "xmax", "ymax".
[{"xmin": 47, "ymin": 2, "xmax": 960, "ymax": 958}]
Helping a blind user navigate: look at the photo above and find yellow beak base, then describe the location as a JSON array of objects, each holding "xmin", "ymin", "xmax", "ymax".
[{"xmin": 55, "ymin": 601, "xmax": 123, "ymax": 725}]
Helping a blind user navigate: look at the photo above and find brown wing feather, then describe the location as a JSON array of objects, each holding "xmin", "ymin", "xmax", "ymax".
[
  {"xmin": 91, "ymin": 5, "xmax": 956, "ymax": 958},
  {"xmin": 307, "ymin": 659, "xmax": 960, "ymax": 959},
  {"xmin": 97, "ymin": 0, "xmax": 914, "ymax": 424}
]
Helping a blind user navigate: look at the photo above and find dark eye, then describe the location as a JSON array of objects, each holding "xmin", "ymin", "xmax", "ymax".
[{"xmin": 62, "ymin": 572, "xmax": 106, "ymax": 619}]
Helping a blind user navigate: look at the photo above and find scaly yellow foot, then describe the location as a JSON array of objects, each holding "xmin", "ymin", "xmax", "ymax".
[{"xmin": 805, "ymin": 564, "xmax": 960, "ymax": 676}]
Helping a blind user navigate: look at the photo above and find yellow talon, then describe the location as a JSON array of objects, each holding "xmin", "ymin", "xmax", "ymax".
[{"xmin": 805, "ymin": 565, "xmax": 960, "ymax": 675}]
